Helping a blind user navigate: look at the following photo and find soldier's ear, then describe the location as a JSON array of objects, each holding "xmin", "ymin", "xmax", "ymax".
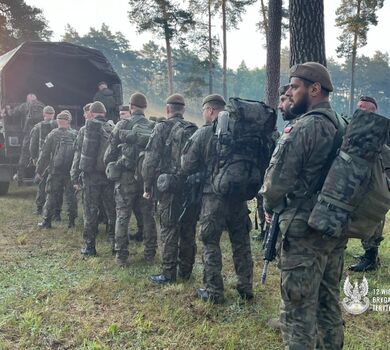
[{"xmin": 310, "ymin": 82, "xmax": 321, "ymax": 97}]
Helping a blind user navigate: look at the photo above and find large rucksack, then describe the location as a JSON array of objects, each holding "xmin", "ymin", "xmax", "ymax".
[
  {"xmin": 163, "ymin": 118, "xmax": 198, "ymax": 174},
  {"xmin": 308, "ymin": 109, "xmax": 390, "ymax": 240},
  {"xmin": 211, "ymin": 98, "xmax": 277, "ymax": 201},
  {"xmin": 24, "ymin": 100, "xmax": 45, "ymax": 132},
  {"xmin": 52, "ymin": 131, "xmax": 76, "ymax": 174}
]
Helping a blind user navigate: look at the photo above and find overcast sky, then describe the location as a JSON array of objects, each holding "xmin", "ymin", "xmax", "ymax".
[{"xmin": 26, "ymin": 0, "xmax": 390, "ymax": 69}]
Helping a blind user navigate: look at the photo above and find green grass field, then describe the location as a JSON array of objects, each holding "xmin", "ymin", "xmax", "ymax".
[{"xmin": 0, "ymin": 185, "xmax": 389, "ymax": 349}]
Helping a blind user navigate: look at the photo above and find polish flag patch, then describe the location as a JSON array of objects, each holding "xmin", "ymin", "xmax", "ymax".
[{"xmin": 284, "ymin": 126, "xmax": 293, "ymax": 133}]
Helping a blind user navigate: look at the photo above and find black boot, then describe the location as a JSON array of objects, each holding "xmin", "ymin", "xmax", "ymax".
[
  {"xmin": 38, "ymin": 218, "xmax": 52, "ymax": 229},
  {"xmin": 150, "ymin": 274, "xmax": 176, "ymax": 285},
  {"xmin": 53, "ymin": 212, "xmax": 61, "ymax": 222},
  {"xmin": 349, "ymin": 247, "xmax": 380, "ymax": 272},
  {"xmin": 197, "ymin": 288, "xmax": 225, "ymax": 304}
]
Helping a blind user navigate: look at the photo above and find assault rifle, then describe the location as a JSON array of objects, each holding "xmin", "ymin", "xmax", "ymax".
[
  {"xmin": 261, "ymin": 213, "xmax": 280, "ymax": 284},
  {"xmin": 178, "ymin": 172, "xmax": 204, "ymax": 223}
]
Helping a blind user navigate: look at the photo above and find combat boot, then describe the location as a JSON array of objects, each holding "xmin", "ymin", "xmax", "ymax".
[
  {"xmin": 115, "ymin": 254, "xmax": 129, "ymax": 268},
  {"xmin": 150, "ymin": 274, "xmax": 176, "ymax": 285},
  {"xmin": 53, "ymin": 212, "xmax": 61, "ymax": 222},
  {"xmin": 349, "ymin": 247, "xmax": 380, "ymax": 272},
  {"xmin": 80, "ymin": 245, "xmax": 97, "ymax": 257},
  {"xmin": 197, "ymin": 288, "xmax": 225, "ymax": 304},
  {"xmin": 37, "ymin": 218, "xmax": 52, "ymax": 229}
]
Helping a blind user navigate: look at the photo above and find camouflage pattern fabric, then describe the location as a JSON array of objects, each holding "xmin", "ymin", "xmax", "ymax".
[
  {"xmin": 260, "ymin": 102, "xmax": 346, "ymax": 349},
  {"xmin": 362, "ymin": 219, "xmax": 385, "ymax": 250},
  {"xmin": 181, "ymin": 124, "xmax": 253, "ymax": 299}
]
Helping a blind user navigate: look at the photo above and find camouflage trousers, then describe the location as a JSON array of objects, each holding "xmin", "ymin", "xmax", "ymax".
[
  {"xmin": 279, "ymin": 221, "xmax": 347, "ymax": 350},
  {"xmin": 256, "ymin": 194, "xmax": 266, "ymax": 230},
  {"xmin": 36, "ymin": 171, "xmax": 48, "ymax": 211},
  {"xmin": 114, "ymin": 182, "xmax": 157, "ymax": 260},
  {"xmin": 82, "ymin": 174, "xmax": 116, "ymax": 247},
  {"xmin": 198, "ymin": 193, "xmax": 253, "ymax": 299},
  {"xmin": 132, "ymin": 201, "xmax": 144, "ymax": 234},
  {"xmin": 43, "ymin": 173, "xmax": 77, "ymax": 221},
  {"xmin": 17, "ymin": 134, "xmax": 31, "ymax": 180},
  {"xmin": 158, "ymin": 192, "xmax": 197, "ymax": 280},
  {"xmin": 362, "ymin": 219, "xmax": 385, "ymax": 250}
]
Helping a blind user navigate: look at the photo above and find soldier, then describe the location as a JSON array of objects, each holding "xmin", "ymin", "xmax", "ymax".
[
  {"xmin": 11, "ymin": 93, "xmax": 45, "ymax": 185},
  {"xmin": 104, "ymin": 93, "xmax": 157, "ymax": 266},
  {"xmin": 79, "ymin": 101, "xmax": 116, "ymax": 256},
  {"xmin": 349, "ymin": 95, "xmax": 384, "ymax": 272},
  {"xmin": 35, "ymin": 112, "xmax": 78, "ymax": 229},
  {"xmin": 93, "ymin": 81, "xmax": 117, "ymax": 123},
  {"xmin": 260, "ymin": 62, "xmax": 347, "ymax": 349},
  {"xmin": 181, "ymin": 94, "xmax": 253, "ymax": 304},
  {"xmin": 29, "ymin": 105, "xmax": 57, "ymax": 215},
  {"xmin": 142, "ymin": 94, "xmax": 198, "ymax": 284}
]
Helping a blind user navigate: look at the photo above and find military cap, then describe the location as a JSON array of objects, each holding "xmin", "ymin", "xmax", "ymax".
[
  {"xmin": 83, "ymin": 103, "xmax": 92, "ymax": 112},
  {"xmin": 90, "ymin": 101, "xmax": 107, "ymax": 114},
  {"xmin": 202, "ymin": 94, "xmax": 226, "ymax": 107},
  {"xmin": 130, "ymin": 92, "xmax": 147, "ymax": 108},
  {"xmin": 166, "ymin": 93, "xmax": 185, "ymax": 106},
  {"xmin": 359, "ymin": 96, "xmax": 377, "ymax": 109},
  {"xmin": 119, "ymin": 105, "xmax": 130, "ymax": 112},
  {"xmin": 289, "ymin": 62, "xmax": 333, "ymax": 92},
  {"xmin": 278, "ymin": 85, "xmax": 289, "ymax": 96},
  {"xmin": 56, "ymin": 112, "xmax": 71, "ymax": 121},
  {"xmin": 43, "ymin": 105, "xmax": 55, "ymax": 114}
]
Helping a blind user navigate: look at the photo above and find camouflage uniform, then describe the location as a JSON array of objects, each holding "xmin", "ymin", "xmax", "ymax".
[
  {"xmin": 260, "ymin": 102, "xmax": 347, "ymax": 350},
  {"xmin": 36, "ymin": 127, "xmax": 78, "ymax": 223},
  {"xmin": 30, "ymin": 120, "xmax": 58, "ymax": 212},
  {"xmin": 181, "ymin": 123, "xmax": 253, "ymax": 301},
  {"xmin": 93, "ymin": 88, "xmax": 117, "ymax": 122},
  {"xmin": 142, "ymin": 115, "xmax": 198, "ymax": 280},
  {"xmin": 104, "ymin": 112, "xmax": 157, "ymax": 262}
]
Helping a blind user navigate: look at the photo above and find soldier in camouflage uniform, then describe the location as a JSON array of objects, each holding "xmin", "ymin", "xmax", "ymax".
[
  {"xmin": 142, "ymin": 94, "xmax": 198, "ymax": 284},
  {"xmin": 349, "ymin": 96, "xmax": 384, "ymax": 272},
  {"xmin": 181, "ymin": 94, "xmax": 253, "ymax": 304},
  {"xmin": 35, "ymin": 112, "xmax": 78, "ymax": 229},
  {"xmin": 78, "ymin": 101, "xmax": 116, "ymax": 256},
  {"xmin": 104, "ymin": 93, "xmax": 157, "ymax": 267},
  {"xmin": 93, "ymin": 81, "xmax": 117, "ymax": 123},
  {"xmin": 29, "ymin": 105, "xmax": 57, "ymax": 214},
  {"xmin": 260, "ymin": 62, "xmax": 347, "ymax": 350}
]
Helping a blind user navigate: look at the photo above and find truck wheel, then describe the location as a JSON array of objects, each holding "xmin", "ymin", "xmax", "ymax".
[{"xmin": 0, "ymin": 181, "xmax": 10, "ymax": 195}]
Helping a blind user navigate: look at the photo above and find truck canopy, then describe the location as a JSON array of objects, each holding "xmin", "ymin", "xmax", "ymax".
[{"xmin": 0, "ymin": 41, "xmax": 123, "ymax": 127}]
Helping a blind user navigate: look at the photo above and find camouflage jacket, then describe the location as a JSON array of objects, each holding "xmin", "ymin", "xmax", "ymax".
[
  {"xmin": 260, "ymin": 102, "xmax": 339, "ymax": 234},
  {"xmin": 29, "ymin": 120, "xmax": 58, "ymax": 161},
  {"xmin": 141, "ymin": 114, "xmax": 185, "ymax": 193},
  {"xmin": 93, "ymin": 88, "xmax": 116, "ymax": 120},
  {"xmin": 36, "ymin": 127, "xmax": 77, "ymax": 176},
  {"xmin": 181, "ymin": 123, "xmax": 216, "ymax": 193},
  {"xmin": 70, "ymin": 125, "xmax": 85, "ymax": 184}
]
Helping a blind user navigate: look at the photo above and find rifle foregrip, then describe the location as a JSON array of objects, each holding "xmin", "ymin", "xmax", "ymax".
[{"xmin": 261, "ymin": 261, "xmax": 270, "ymax": 284}]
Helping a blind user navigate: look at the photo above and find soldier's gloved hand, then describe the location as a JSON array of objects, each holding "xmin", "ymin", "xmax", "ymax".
[
  {"xmin": 143, "ymin": 191, "xmax": 151, "ymax": 200},
  {"xmin": 265, "ymin": 211, "xmax": 273, "ymax": 224},
  {"xmin": 119, "ymin": 129, "xmax": 137, "ymax": 144}
]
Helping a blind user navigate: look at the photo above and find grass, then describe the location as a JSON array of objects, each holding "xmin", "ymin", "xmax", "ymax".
[{"xmin": 0, "ymin": 185, "xmax": 389, "ymax": 349}]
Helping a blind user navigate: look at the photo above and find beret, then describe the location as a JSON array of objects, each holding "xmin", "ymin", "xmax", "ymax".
[
  {"xmin": 90, "ymin": 101, "xmax": 107, "ymax": 114},
  {"xmin": 359, "ymin": 96, "xmax": 377, "ymax": 108},
  {"xmin": 130, "ymin": 92, "xmax": 147, "ymax": 108},
  {"xmin": 166, "ymin": 93, "xmax": 185, "ymax": 106},
  {"xmin": 289, "ymin": 61, "xmax": 333, "ymax": 92},
  {"xmin": 202, "ymin": 94, "xmax": 226, "ymax": 106},
  {"xmin": 278, "ymin": 85, "xmax": 289, "ymax": 96}
]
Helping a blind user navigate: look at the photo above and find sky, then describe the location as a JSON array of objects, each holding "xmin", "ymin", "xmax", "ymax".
[{"xmin": 26, "ymin": 0, "xmax": 390, "ymax": 70}]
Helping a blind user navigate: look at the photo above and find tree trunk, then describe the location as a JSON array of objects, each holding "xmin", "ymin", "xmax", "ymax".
[
  {"xmin": 260, "ymin": 0, "xmax": 268, "ymax": 35},
  {"xmin": 208, "ymin": 0, "xmax": 213, "ymax": 94},
  {"xmin": 349, "ymin": 0, "xmax": 361, "ymax": 116},
  {"xmin": 289, "ymin": 0, "xmax": 326, "ymax": 66},
  {"xmin": 265, "ymin": 0, "xmax": 282, "ymax": 109},
  {"xmin": 165, "ymin": 36, "xmax": 174, "ymax": 95},
  {"xmin": 222, "ymin": 0, "xmax": 227, "ymax": 100}
]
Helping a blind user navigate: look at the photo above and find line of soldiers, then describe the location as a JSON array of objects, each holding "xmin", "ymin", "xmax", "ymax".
[{"xmin": 17, "ymin": 62, "xmax": 386, "ymax": 350}]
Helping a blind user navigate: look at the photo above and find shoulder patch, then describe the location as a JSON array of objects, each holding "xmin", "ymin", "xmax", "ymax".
[{"xmin": 284, "ymin": 126, "xmax": 293, "ymax": 134}]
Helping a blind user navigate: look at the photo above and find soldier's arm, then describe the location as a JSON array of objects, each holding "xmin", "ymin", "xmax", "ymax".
[
  {"xmin": 141, "ymin": 123, "xmax": 166, "ymax": 193},
  {"xmin": 36, "ymin": 132, "xmax": 54, "ymax": 176},
  {"xmin": 181, "ymin": 128, "xmax": 205, "ymax": 176},
  {"xmin": 29, "ymin": 125, "xmax": 40, "ymax": 160},
  {"xmin": 104, "ymin": 123, "xmax": 121, "ymax": 165},
  {"xmin": 70, "ymin": 128, "xmax": 84, "ymax": 184},
  {"xmin": 260, "ymin": 116, "xmax": 335, "ymax": 211}
]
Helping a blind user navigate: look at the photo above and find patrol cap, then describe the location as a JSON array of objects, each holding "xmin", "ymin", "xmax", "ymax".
[
  {"xmin": 90, "ymin": 101, "xmax": 106, "ymax": 114},
  {"xmin": 202, "ymin": 94, "xmax": 226, "ymax": 107},
  {"xmin": 43, "ymin": 105, "xmax": 55, "ymax": 114},
  {"xmin": 130, "ymin": 92, "xmax": 147, "ymax": 108},
  {"xmin": 289, "ymin": 62, "xmax": 333, "ymax": 92},
  {"xmin": 166, "ymin": 93, "xmax": 185, "ymax": 106},
  {"xmin": 359, "ymin": 96, "xmax": 377, "ymax": 109},
  {"xmin": 83, "ymin": 103, "xmax": 92, "ymax": 112},
  {"xmin": 56, "ymin": 112, "xmax": 71, "ymax": 121},
  {"xmin": 119, "ymin": 105, "xmax": 130, "ymax": 112},
  {"xmin": 278, "ymin": 85, "xmax": 289, "ymax": 96}
]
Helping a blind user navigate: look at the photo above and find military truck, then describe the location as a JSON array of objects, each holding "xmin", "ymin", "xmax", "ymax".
[{"xmin": 0, "ymin": 41, "xmax": 123, "ymax": 195}]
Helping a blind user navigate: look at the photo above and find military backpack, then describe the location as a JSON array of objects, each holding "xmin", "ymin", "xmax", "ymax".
[
  {"xmin": 52, "ymin": 131, "xmax": 76, "ymax": 174},
  {"xmin": 211, "ymin": 98, "xmax": 277, "ymax": 201}
]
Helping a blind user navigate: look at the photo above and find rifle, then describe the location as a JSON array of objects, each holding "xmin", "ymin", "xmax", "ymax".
[
  {"xmin": 261, "ymin": 213, "xmax": 280, "ymax": 284},
  {"xmin": 178, "ymin": 172, "xmax": 204, "ymax": 223}
]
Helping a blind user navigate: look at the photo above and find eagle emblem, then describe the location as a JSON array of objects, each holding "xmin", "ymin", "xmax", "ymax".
[{"xmin": 342, "ymin": 276, "xmax": 370, "ymax": 315}]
